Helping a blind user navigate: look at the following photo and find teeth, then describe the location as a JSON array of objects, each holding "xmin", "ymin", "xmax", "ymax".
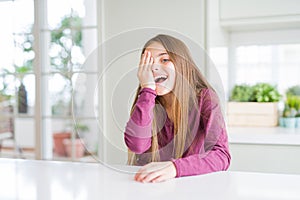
[{"xmin": 154, "ymin": 75, "xmax": 167, "ymax": 83}]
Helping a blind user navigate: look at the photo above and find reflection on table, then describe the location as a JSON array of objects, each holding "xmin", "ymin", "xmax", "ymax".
[{"xmin": 0, "ymin": 158, "xmax": 300, "ymax": 200}]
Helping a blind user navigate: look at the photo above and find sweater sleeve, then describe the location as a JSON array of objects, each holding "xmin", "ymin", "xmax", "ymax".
[
  {"xmin": 124, "ymin": 88, "xmax": 156, "ymax": 154},
  {"xmin": 172, "ymin": 89, "xmax": 231, "ymax": 177}
]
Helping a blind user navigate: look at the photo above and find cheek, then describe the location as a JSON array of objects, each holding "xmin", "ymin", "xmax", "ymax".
[
  {"xmin": 165, "ymin": 62, "xmax": 175, "ymax": 69},
  {"xmin": 166, "ymin": 63, "xmax": 176, "ymax": 80}
]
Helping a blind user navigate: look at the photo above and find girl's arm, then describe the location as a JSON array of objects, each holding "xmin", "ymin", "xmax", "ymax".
[
  {"xmin": 172, "ymin": 89, "xmax": 231, "ymax": 177},
  {"xmin": 124, "ymin": 88, "xmax": 156, "ymax": 154}
]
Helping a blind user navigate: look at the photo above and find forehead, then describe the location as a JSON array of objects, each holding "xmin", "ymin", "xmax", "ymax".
[{"xmin": 145, "ymin": 42, "xmax": 168, "ymax": 56}]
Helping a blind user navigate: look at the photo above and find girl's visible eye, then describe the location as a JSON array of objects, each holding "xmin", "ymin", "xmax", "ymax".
[{"xmin": 162, "ymin": 58, "xmax": 170, "ymax": 63}]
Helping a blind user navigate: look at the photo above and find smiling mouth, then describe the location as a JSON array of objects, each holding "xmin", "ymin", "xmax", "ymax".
[{"xmin": 154, "ymin": 75, "xmax": 168, "ymax": 83}]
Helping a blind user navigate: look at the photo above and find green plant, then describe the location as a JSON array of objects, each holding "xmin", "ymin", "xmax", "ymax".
[
  {"xmin": 283, "ymin": 95, "xmax": 300, "ymax": 117},
  {"xmin": 230, "ymin": 83, "xmax": 281, "ymax": 102},
  {"xmin": 286, "ymin": 85, "xmax": 300, "ymax": 96},
  {"xmin": 75, "ymin": 123, "xmax": 90, "ymax": 138},
  {"xmin": 50, "ymin": 14, "xmax": 83, "ymax": 116},
  {"xmin": 0, "ymin": 75, "xmax": 13, "ymax": 102},
  {"xmin": 0, "ymin": 25, "xmax": 33, "ymax": 111},
  {"xmin": 250, "ymin": 83, "xmax": 281, "ymax": 102},
  {"xmin": 283, "ymin": 106, "xmax": 297, "ymax": 118},
  {"xmin": 230, "ymin": 84, "xmax": 253, "ymax": 102}
]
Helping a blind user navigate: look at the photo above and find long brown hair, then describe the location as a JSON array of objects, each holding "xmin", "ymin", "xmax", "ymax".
[{"xmin": 128, "ymin": 34, "xmax": 211, "ymax": 165}]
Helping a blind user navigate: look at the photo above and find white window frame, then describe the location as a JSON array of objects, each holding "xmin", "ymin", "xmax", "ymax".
[{"xmin": 33, "ymin": 0, "xmax": 101, "ymax": 160}]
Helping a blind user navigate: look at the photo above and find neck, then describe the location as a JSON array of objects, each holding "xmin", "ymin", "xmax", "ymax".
[
  {"xmin": 160, "ymin": 93, "xmax": 173, "ymax": 108},
  {"xmin": 159, "ymin": 92, "xmax": 174, "ymax": 121}
]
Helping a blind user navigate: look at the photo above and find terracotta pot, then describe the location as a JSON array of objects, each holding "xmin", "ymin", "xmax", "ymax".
[
  {"xmin": 53, "ymin": 132, "xmax": 71, "ymax": 156},
  {"xmin": 63, "ymin": 139, "xmax": 85, "ymax": 158}
]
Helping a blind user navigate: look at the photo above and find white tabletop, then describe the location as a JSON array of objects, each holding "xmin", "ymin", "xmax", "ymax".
[{"xmin": 1, "ymin": 158, "xmax": 300, "ymax": 200}]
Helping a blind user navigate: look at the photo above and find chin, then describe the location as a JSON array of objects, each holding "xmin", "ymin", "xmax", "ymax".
[{"xmin": 156, "ymin": 85, "xmax": 172, "ymax": 96}]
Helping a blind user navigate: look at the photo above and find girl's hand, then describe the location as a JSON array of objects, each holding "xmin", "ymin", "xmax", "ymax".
[
  {"xmin": 134, "ymin": 161, "xmax": 177, "ymax": 183},
  {"xmin": 138, "ymin": 50, "xmax": 156, "ymax": 90}
]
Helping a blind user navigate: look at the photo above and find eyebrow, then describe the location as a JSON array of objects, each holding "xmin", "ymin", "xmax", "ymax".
[
  {"xmin": 158, "ymin": 52, "xmax": 168, "ymax": 57},
  {"xmin": 152, "ymin": 52, "xmax": 168, "ymax": 59}
]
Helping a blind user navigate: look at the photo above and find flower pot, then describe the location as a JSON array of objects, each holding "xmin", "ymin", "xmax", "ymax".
[
  {"xmin": 296, "ymin": 117, "xmax": 300, "ymax": 128},
  {"xmin": 227, "ymin": 102, "xmax": 279, "ymax": 127},
  {"xmin": 279, "ymin": 117, "xmax": 285, "ymax": 127},
  {"xmin": 283, "ymin": 117, "xmax": 296, "ymax": 128},
  {"xmin": 63, "ymin": 139, "xmax": 85, "ymax": 158},
  {"xmin": 53, "ymin": 132, "xmax": 71, "ymax": 156}
]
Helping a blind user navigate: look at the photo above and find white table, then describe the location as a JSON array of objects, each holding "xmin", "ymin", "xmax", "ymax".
[{"xmin": 1, "ymin": 158, "xmax": 300, "ymax": 200}]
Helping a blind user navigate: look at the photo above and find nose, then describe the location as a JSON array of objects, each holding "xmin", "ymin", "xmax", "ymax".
[{"xmin": 151, "ymin": 63, "xmax": 159, "ymax": 71}]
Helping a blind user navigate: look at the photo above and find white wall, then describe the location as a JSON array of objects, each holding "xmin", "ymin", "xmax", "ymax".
[
  {"xmin": 99, "ymin": 0, "xmax": 207, "ymax": 164},
  {"xmin": 207, "ymin": 0, "xmax": 229, "ymax": 48}
]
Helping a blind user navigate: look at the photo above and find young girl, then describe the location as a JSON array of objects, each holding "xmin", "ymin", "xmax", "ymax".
[{"xmin": 124, "ymin": 34, "xmax": 230, "ymax": 183}]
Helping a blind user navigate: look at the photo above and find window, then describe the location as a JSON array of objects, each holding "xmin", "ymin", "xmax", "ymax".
[
  {"xmin": 210, "ymin": 29, "xmax": 300, "ymax": 100},
  {"xmin": 0, "ymin": 0, "xmax": 99, "ymax": 161},
  {"xmin": 235, "ymin": 44, "xmax": 300, "ymax": 95},
  {"xmin": 0, "ymin": 0, "xmax": 35, "ymax": 157}
]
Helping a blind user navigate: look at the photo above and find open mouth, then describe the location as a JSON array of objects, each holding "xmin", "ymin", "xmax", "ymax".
[{"xmin": 154, "ymin": 75, "xmax": 168, "ymax": 83}]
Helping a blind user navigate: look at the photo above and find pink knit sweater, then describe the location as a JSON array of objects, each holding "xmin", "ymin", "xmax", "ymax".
[{"xmin": 124, "ymin": 88, "xmax": 231, "ymax": 177}]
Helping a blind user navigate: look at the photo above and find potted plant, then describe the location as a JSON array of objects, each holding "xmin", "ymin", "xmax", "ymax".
[
  {"xmin": 62, "ymin": 123, "xmax": 89, "ymax": 158},
  {"xmin": 280, "ymin": 95, "xmax": 300, "ymax": 128},
  {"xmin": 296, "ymin": 102, "xmax": 300, "ymax": 128},
  {"xmin": 227, "ymin": 83, "xmax": 281, "ymax": 126},
  {"xmin": 279, "ymin": 85, "xmax": 300, "ymax": 128},
  {"xmin": 229, "ymin": 84, "xmax": 253, "ymax": 102},
  {"xmin": 286, "ymin": 85, "xmax": 300, "ymax": 96},
  {"xmin": 281, "ymin": 96, "xmax": 297, "ymax": 128}
]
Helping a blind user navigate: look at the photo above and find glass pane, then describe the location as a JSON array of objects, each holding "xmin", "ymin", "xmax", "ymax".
[
  {"xmin": 73, "ymin": 119, "xmax": 99, "ymax": 161},
  {"xmin": 12, "ymin": 0, "xmax": 34, "ymax": 33},
  {"xmin": 0, "ymin": 1, "xmax": 14, "ymax": 73},
  {"xmin": 0, "ymin": 74, "xmax": 15, "ymax": 104},
  {"xmin": 42, "ymin": 0, "xmax": 98, "ymax": 162},
  {"xmin": 278, "ymin": 44, "xmax": 300, "ymax": 93},
  {"xmin": 51, "ymin": 118, "xmax": 73, "ymax": 160},
  {"xmin": 48, "ymin": 15, "xmax": 85, "ymax": 72},
  {"xmin": 13, "ymin": 32, "xmax": 34, "ymax": 74},
  {"xmin": 47, "ymin": 0, "xmax": 96, "ymax": 29},
  {"xmin": 234, "ymin": 44, "xmax": 300, "ymax": 94},
  {"xmin": 43, "ymin": 74, "xmax": 72, "ymax": 117},
  {"xmin": 15, "ymin": 118, "xmax": 35, "ymax": 159},
  {"xmin": 0, "ymin": 117, "xmax": 35, "ymax": 159},
  {"xmin": 72, "ymin": 73, "xmax": 98, "ymax": 118},
  {"xmin": 17, "ymin": 74, "xmax": 35, "ymax": 116},
  {"xmin": 235, "ymin": 45, "xmax": 273, "ymax": 85},
  {"xmin": 50, "ymin": 118, "xmax": 97, "ymax": 161}
]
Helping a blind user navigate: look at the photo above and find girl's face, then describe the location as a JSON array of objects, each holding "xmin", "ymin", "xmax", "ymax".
[{"xmin": 145, "ymin": 42, "xmax": 176, "ymax": 96}]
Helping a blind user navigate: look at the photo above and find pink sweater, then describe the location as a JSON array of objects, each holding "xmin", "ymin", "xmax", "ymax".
[{"xmin": 124, "ymin": 88, "xmax": 231, "ymax": 177}]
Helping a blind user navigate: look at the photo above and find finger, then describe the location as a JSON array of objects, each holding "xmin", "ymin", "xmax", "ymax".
[
  {"xmin": 134, "ymin": 171, "xmax": 149, "ymax": 182},
  {"xmin": 138, "ymin": 52, "xmax": 147, "ymax": 74},
  {"xmin": 134, "ymin": 167, "xmax": 148, "ymax": 181},
  {"xmin": 151, "ymin": 174, "xmax": 168, "ymax": 183},
  {"xmin": 139, "ymin": 51, "xmax": 147, "ymax": 67},
  {"xmin": 143, "ymin": 51, "xmax": 151, "ymax": 69},
  {"xmin": 146, "ymin": 57, "xmax": 154, "ymax": 71},
  {"xmin": 141, "ymin": 171, "xmax": 161, "ymax": 183}
]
